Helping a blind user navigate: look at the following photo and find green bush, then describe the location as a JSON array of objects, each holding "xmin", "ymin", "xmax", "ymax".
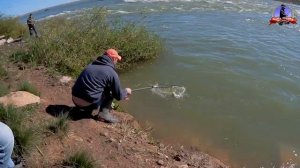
[
  {"xmin": 13, "ymin": 8, "xmax": 164, "ymax": 76},
  {"xmin": 11, "ymin": 51, "xmax": 35, "ymax": 64},
  {"xmin": 0, "ymin": 105, "xmax": 37, "ymax": 156},
  {"xmin": 0, "ymin": 15, "xmax": 27, "ymax": 38},
  {"xmin": 18, "ymin": 80, "xmax": 40, "ymax": 96},
  {"xmin": 64, "ymin": 151, "xmax": 95, "ymax": 168}
]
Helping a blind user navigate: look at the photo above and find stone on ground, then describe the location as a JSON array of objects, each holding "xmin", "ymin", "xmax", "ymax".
[{"xmin": 0, "ymin": 91, "xmax": 40, "ymax": 107}]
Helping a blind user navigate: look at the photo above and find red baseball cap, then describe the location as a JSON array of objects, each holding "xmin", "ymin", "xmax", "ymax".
[{"xmin": 105, "ymin": 48, "xmax": 122, "ymax": 61}]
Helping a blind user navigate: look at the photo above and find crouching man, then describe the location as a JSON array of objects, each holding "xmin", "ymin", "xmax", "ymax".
[{"xmin": 72, "ymin": 49, "xmax": 131, "ymax": 123}]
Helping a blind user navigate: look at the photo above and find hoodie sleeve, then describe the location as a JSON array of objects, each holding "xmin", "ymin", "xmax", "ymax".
[{"xmin": 110, "ymin": 71, "xmax": 127, "ymax": 101}]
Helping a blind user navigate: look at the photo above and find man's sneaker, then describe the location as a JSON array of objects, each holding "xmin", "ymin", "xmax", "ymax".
[{"xmin": 98, "ymin": 108, "xmax": 119, "ymax": 123}]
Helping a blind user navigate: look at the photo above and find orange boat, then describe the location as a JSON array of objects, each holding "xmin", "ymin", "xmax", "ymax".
[
  {"xmin": 269, "ymin": 17, "xmax": 297, "ymax": 25},
  {"xmin": 269, "ymin": 4, "xmax": 297, "ymax": 25}
]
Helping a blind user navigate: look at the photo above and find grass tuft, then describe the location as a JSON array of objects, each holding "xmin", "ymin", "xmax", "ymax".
[
  {"xmin": 64, "ymin": 151, "xmax": 95, "ymax": 168},
  {"xmin": 11, "ymin": 51, "xmax": 35, "ymax": 64},
  {"xmin": 0, "ymin": 104, "xmax": 38, "ymax": 156},
  {"xmin": 47, "ymin": 113, "xmax": 69, "ymax": 136},
  {"xmin": 18, "ymin": 80, "xmax": 40, "ymax": 96}
]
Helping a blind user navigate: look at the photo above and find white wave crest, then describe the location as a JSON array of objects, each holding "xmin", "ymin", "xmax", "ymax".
[{"xmin": 38, "ymin": 11, "xmax": 72, "ymax": 21}]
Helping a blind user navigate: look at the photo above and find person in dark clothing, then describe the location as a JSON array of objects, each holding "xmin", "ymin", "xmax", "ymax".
[
  {"xmin": 280, "ymin": 4, "xmax": 287, "ymax": 18},
  {"xmin": 27, "ymin": 13, "xmax": 38, "ymax": 37},
  {"xmin": 279, "ymin": 4, "xmax": 289, "ymax": 25},
  {"xmin": 72, "ymin": 49, "xmax": 132, "ymax": 123}
]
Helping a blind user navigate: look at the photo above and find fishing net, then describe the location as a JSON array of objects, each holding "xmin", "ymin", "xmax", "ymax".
[{"xmin": 150, "ymin": 84, "xmax": 186, "ymax": 98}]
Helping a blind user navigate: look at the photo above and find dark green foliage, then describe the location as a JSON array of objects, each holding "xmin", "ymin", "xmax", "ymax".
[{"xmin": 11, "ymin": 51, "xmax": 35, "ymax": 64}]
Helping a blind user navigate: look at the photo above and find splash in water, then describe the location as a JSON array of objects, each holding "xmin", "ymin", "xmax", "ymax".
[{"xmin": 151, "ymin": 84, "xmax": 186, "ymax": 98}]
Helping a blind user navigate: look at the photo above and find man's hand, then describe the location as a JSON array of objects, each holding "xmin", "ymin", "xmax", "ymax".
[{"xmin": 125, "ymin": 88, "xmax": 132, "ymax": 100}]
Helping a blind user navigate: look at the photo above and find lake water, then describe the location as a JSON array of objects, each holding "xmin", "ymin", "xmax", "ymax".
[{"xmin": 22, "ymin": 0, "xmax": 300, "ymax": 167}]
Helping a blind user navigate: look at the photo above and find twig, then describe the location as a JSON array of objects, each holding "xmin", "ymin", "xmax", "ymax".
[{"xmin": 35, "ymin": 145, "xmax": 44, "ymax": 157}]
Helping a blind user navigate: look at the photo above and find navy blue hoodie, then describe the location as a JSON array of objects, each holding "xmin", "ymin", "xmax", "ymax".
[{"xmin": 72, "ymin": 55, "xmax": 127, "ymax": 104}]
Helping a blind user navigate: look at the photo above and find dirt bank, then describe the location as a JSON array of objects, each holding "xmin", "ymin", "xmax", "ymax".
[{"xmin": 0, "ymin": 42, "xmax": 229, "ymax": 168}]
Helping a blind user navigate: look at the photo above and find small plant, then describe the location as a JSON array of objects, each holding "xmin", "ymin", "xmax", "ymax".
[
  {"xmin": 11, "ymin": 51, "xmax": 35, "ymax": 64},
  {"xmin": 0, "ymin": 104, "xmax": 38, "ymax": 156},
  {"xmin": 0, "ymin": 82, "xmax": 9, "ymax": 97},
  {"xmin": 18, "ymin": 80, "xmax": 40, "ymax": 96},
  {"xmin": 111, "ymin": 100, "xmax": 126, "ymax": 112},
  {"xmin": 64, "ymin": 151, "xmax": 95, "ymax": 168},
  {"xmin": 47, "ymin": 113, "xmax": 69, "ymax": 136}
]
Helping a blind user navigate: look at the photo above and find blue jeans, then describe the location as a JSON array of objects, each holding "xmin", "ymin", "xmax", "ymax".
[{"xmin": 0, "ymin": 122, "xmax": 15, "ymax": 168}]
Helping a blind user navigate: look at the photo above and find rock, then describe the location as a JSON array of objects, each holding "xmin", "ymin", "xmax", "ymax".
[
  {"xmin": 0, "ymin": 35, "xmax": 5, "ymax": 40},
  {"xmin": 59, "ymin": 76, "xmax": 72, "ymax": 84},
  {"xmin": 12, "ymin": 37, "xmax": 22, "ymax": 43},
  {"xmin": 35, "ymin": 66, "xmax": 45, "ymax": 70},
  {"xmin": 6, "ymin": 37, "xmax": 14, "ymax": 44},
  {"xmin": 178, "ymin": 164, "xmax": 189, "ymax": 168},
  {"xmin": 158, "ymin": 152, "xmax": 169, "ymax": 159},
  {"xmin": 0, "ymin": 91, "xmax": 40, "ymax": 107},
  {"xmin": 156, "ymin": 160, "xmax": 165, "ymax": 166},
  {"xmin": 100, "ymin": 132, "xmax": 108, "ymax": 137},
  {"xmin": 0, "ymin": 39, "xmax": 6, "ymax": 46}
]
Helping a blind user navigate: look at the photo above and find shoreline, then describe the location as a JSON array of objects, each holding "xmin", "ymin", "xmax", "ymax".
[{"xmin": 0, "ymin": 42, "xmax": 229, "ymax": 167}]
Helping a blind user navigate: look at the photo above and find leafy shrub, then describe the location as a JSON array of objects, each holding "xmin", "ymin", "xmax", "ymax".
[
  {"xmin": 0, "ymin": 15, "xmax": 26, "ymax": 38},
  {"xmin": 13, "ymin": 8, "xmax": 164, "ymax": 76}
]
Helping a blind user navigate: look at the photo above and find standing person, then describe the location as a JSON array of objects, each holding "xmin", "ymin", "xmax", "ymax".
[
  {"xmin": 279, "ymin": 4, "xmax": 289, "ymax": 25},
  {"xmin": 279, "ymin": 4, "xmax": 287, "ymax": 18},
  {"xmin": 27, "ymin": 13, "xmax": 38, "ymax": 37},
  {"xmin": 72, "ymin": 48, "xmax": 132, "ymax": 123},
  {"xmin": 0, "ymin": 122, "xmax": 15, "ymax": 168}
]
